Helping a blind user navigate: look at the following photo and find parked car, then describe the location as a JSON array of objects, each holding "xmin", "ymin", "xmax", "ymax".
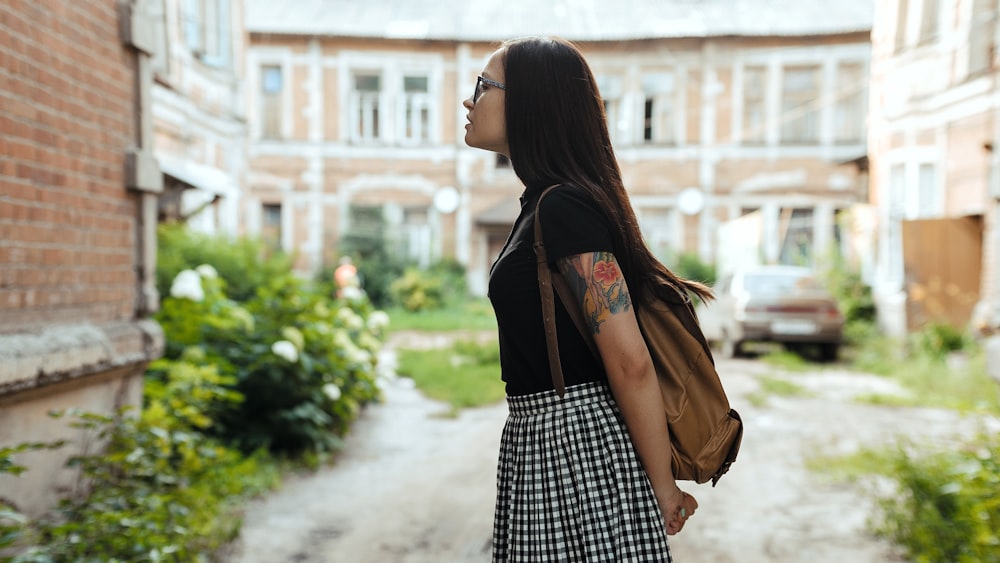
[{"xmin": 696, "ymin": 265, "xmax": 844, "ymax": 361}]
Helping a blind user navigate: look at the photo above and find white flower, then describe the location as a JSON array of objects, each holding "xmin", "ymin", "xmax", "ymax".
[
  {"xmin": 281, "ymin": 326, "xmax": 305, "ymax": 351},
  {"xmin": 271, "ymin": 340, "xmax": 298, "ymax": 362},
  {"xmin": 231, "ymin": 306, "xmax": 255, "ymax": 332},
  {"xmin": 322, "ymin": 383, "xmax": 342, "ymax": 401},
  {"xmin": 195, "ymin": 264, "xmax": 218, "ymax": 278},
  {"xmin": 367, "ymin": 311, "xmax": 390, "ymax": 331},
  {"xmin": 337, "ymin": 308, "xmax": 365, "ymax": 330},
  {"xmin": 170, "ymin": 269, "xmax": 204, "ymax": 302},
  {"xmin": 348, "ymin": 348, "xmax": 372, "ymax": 366},
  {"xmin": 340, "ymin": 286, "xmax": 364, "ymax": 301}
]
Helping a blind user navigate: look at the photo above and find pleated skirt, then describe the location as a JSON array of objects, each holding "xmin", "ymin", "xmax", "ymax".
[{"xmin": 492, "ymin": 381, "xmax": 673, "ymax": 562}]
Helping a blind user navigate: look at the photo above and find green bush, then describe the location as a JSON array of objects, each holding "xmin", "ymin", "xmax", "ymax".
[
  {"xmin": 156, "ymin": 266, "xmax": 384, "ymax": 455},
  {"xmin": 10, "ymin": 410, "xmax": 277, "ymax": 563},
  {"xmin": 337, "ymin": 214, "xmax": 409, "ymax": 308},
  {"xmin": 390, "ymin": 268, "xmax": 445, "ymax": 312},
  {"xmin": 876, "ymin": 434, "xmax": 1000, "ymax": 562},
  {"xmin": 672, "ymin": 252, "xmax": 717, "ymax": 286},
  {"xmin": 819, "ymin": 258, "xmax": 877, "ymax": 341},
  {"xmin": 910, "ymin": 322, "xmax": 970, "ymax": 360},
  {"xmin": 157, "ymin": 224, "xmax": 292, "ymax": 303},
  {"xmin": 389, "ymin": 261, "xmax": 471, "ymax": 312}
]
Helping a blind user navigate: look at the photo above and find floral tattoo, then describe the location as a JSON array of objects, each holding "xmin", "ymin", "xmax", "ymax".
[{"xmin": 556, "ymin": 251, "xmax": 632, "ymax": 334}]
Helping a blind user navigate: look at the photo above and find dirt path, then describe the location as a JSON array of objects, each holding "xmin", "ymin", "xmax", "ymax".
[{"xmin": 225, "ymin": 337, "xmax": 998, "ymax": 563}]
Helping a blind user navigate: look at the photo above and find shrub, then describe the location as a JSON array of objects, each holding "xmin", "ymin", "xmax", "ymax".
[
  {"xmin": 390, "ymin": 268, "xmax": 445, "ymax": 312},
  {"xmin": 157, "ymin": 224, "xmax": 292, "ymax": 303},
  {"xmin": 875, "ymin": 434, "xmax": 1000, "ymax": 562},
  {"xmin": 910, "ymin": 322, "xmax": 970, "ymax": 360},
  {"xmin": 338, "ymin": 212, "xmax": 409, "ymax": 308},
  {"xmin": 672, "ymin": 252, "xmax": 717, "ymax": 287},
  {"xmin": 157, "ymin": 267, "xmax": 383, "ymax": 455},
  {"xmin": 11, "ymin": 410, "xmax": 277, "ymax": 563}
]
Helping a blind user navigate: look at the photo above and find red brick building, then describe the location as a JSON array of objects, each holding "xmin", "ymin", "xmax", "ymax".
[{"xmin": 0, "ymin": 0, "xmax": 163, "ymax": 515}]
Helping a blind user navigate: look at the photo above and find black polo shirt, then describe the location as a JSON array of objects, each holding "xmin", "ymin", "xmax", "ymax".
[{"xmin": 488, "ymin": 185, "xmax": 615, "ymax": 396}]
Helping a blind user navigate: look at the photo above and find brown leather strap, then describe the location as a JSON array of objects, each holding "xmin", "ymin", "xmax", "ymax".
[{"xmin": 533, "ymin": 185, "xmax": 567, "ymax": 396}]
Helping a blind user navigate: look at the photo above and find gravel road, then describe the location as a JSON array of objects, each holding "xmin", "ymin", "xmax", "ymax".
[{"xmin": 225, "ymin": 337, "xmax": 997, "ymax": 563}]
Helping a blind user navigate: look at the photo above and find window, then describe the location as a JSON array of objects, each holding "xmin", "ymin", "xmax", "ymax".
[
  {"xmin": 262, "ymin": 203, "xmax": 282, "ymax": 249},
  {"xmin": 742, "ymin": 66, "xmax": 767, "ymax": 145},
  {"xmin": 919, "ymin": 0, "xmax": 940, "ymax": 44},
  {"xmin": 400, "ymin": 75, "xmax": 430, "ymax": 144},
  {"xmin": 895, "ymin": 0, "xmax": 911, "ymax": 52},
  {"xmin": 834, "ymin": 63, "xmax": 866, "ymax": 144},
  {"xmin": 597, "ymin": 75, "xmax": 624, "ymax": 144},
  {"xmin": 350, "ymin": 72, "xmax": 382, "ymax": 143},
  {"xmin": 780, "ymin": 66, "xmax": 820, "ymax": 144},
  {"xmin": 260, "ymin": 65, "xmax": 283, "ymax": 138},
  {"xmin": 401, "ymin": 206, "xmax": 432, "ymax": 267},
  {"xmin": 779, "ymin": 208, "xmax": 815, "ymax": 266},
  {"xmin": 915, "ymin": 163, "xmax": 940, "ymax": 217},
  {"xmin": 640, "ymin": 73, "xmax": 676, "ymax": 144},
  {"xmin": 148, "ymin": 0, "xmax": 169, "ymax": 78},
  {"xmin": 639, "ymin": 207, "xmax": 675, "ymax": 259},
  {"xmin": 969, "ymin": 0, "xmax": 996, "ymax": 76},
  {"xmin": 183, "ymin": 0, "xmax": 230, "ymax": 67}
]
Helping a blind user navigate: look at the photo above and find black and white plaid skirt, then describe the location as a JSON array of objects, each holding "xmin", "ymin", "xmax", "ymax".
[{"xmin": 492, "ymin": 381, "xmax": 672, "ymax": 562}]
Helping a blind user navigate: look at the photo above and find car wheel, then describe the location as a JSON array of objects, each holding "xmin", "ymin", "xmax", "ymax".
[
  {"xmin": 819, "ymin": 343, "xmax": 839, "ymax": 362},
  {"xmin": 720, "ymin": 331, "xmax": 742, "ymax": 359}
]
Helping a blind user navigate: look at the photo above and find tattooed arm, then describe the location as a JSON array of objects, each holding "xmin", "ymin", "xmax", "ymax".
[{"xmin": 556, "ymin": 251, "xmax": 698, "ymax": 535}]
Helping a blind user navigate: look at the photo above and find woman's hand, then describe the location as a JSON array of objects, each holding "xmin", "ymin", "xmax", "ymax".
[{"xmin": 660, "ymin": 487, "xmax": 699, "ymax": 535}]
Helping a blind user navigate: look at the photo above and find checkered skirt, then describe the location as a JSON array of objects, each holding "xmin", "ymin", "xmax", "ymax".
[{"xmin": 492, "ymin": 381, "xmax": 673, "ymax": 562}]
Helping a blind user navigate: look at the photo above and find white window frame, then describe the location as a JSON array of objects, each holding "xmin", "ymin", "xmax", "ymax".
[
  {"xmin": 742, "ymin": 66, "xmax": 767, "ymax": 145},
  {"xmin": 638, "ymin": 72, "xmax": 677, "ymax": 145},
  {"xmin": 349, "ymin": 71, "xmax": 383, "ymax": 144},
  {"xmin": 183, "ymin": 0, "xmax": 231, "ymax": 68},
  {"xmin": 833, "ymin": 62, "xmax": 866, "ymax": 144},
  {"xmin": 259, "ymin": 64, "xmax": 284, "ymax": 139},
  {"xmin": 780, "ymin": 65, "xmax": 821, "ymax": 145},
  {"xmin": 398, "ymin": 74, "xmax": 432, "ymax": 145}
]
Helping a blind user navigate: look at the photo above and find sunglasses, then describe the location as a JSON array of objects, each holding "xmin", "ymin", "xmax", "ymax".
[{"xmin": 473, "ymin": 76, "xmax": 506, "ymax": 104}]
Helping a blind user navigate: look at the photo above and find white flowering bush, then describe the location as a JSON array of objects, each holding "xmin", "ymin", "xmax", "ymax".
[{"xmin": 155, "ymin": 229, "xmax": 388, "ymax": 456}]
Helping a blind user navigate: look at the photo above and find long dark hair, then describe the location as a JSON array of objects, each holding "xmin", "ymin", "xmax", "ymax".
[{"xmin": 500, "ymin": 36, "xmax": 713, "ymax": 304}]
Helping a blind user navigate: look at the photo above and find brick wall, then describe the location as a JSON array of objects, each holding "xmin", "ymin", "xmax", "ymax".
[{"xmin": 0, "ymin": 0, "xmax": 138, "ymax": 332}]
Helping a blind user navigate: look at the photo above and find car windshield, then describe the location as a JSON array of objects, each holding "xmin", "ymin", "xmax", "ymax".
[{"xmin": 742, "ymin": 271, "xmax": 822, "ymax": 294}]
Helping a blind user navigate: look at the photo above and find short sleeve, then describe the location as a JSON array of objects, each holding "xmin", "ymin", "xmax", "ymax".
[{"xmin": 537, "ymin": 186, "xmax": 614, "ymax": 263}]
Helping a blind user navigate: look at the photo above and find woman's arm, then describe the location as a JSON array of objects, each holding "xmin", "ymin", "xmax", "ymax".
[{"xmin": 556, "ymin": 250, "xmax": 697, "ymax": 535}]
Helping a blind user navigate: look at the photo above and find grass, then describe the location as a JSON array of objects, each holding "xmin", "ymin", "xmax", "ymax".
[
  {"xmin": 852, "ymin": 350, "xmax": 1000, "ymax": 413},
  {"xmin": 759, "ymin": 349, "xmax": 813, "ymax": 372},
  {"xmin": 746, "ymin": 374, "xmax": 812, "ymax": 407},
  {"xmin": 805, "ymin": 447, "xmax": 895, "ymax": 484},
  {"xmin": 395, "ymin": 340, "xmax": 506, "ymax": 416},
  {"xmin": 385, "ymin": 298, "xmax": 497, "ymax": 332}
]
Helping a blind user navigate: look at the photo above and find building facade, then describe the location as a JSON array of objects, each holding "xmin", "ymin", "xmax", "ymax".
[
  {"xmin": 869, "ymin": 0, "xmax": 1000, "ymax": 337},
  {"xmin": 148, "ymin": 0, "xmax": 248, "ymax": 235},
  {"xmin": 244, "ymin": 0, "xmax": 873, "ymax": 295},
  {"xmin": 0, "ymin": 0, "xmax": 164, "ymax": 515},
  {"xmin": 0, "ymin": 0, "xmax": 247, "ymax": 516}
]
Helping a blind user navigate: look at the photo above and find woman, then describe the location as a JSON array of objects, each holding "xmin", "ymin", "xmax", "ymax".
[{"xmin": 465, "ymin": 37, "xmax": 710, "ymax": 562}]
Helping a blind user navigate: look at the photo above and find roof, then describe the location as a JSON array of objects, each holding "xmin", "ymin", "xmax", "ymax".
[{"xmin": 245, "ymin": 0, "xmax": 873, "ymax": 41}]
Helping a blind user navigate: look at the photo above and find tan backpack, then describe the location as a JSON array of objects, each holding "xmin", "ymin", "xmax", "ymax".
[{"xmin": 533, "ymin": 186, "xmax": 743, "ymax": 486}]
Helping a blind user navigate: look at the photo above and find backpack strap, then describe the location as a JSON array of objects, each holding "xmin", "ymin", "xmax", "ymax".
[{"xmin": 533, "ymin": 185, "xmax": 568, "ymax": 397}]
